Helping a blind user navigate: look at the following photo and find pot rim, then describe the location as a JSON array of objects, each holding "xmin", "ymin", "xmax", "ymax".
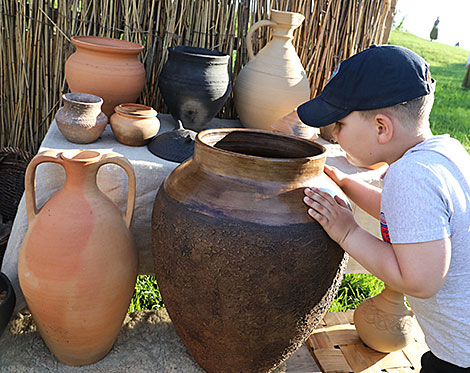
[
  {"xmin": 62, "ymin": 92, "xmax": 103, "ymax": 106},
  {"xmin": 60, "ymin": 149, "xmax": 102, "ymax": 163},
  {"xmin": 167, "ymin": 46, "xmax": 230, "ymax": 61},
  {"xmin": 114, "ymin": 103, "xmax": 157, "ymax": 118},
  {"xmin": 71, "ymin": 36, "xmax": 144, "ymax": 54},
  {"xmin": 196, "ymin": 128, "xmax": 326, "ymax": 162}
]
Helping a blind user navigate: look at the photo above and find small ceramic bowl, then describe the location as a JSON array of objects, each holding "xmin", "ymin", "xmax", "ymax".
[{"xmin": 0, "ymin": 271, "xmax": 16, "ymax": 337}]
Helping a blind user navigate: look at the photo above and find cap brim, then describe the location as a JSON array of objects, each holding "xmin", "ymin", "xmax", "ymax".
[{"xmin": 297, "ymin": 96, "xmax": 351, "ymax": 128}]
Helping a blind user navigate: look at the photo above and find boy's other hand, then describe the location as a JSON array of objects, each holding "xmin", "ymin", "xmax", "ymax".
[
  {"xmin": 323, "ymin": 165, "xmax": 346, "ymax": 188},
  {"xmin": 304, "ymin": 187, "xmax": 357, "ymax": 246}
]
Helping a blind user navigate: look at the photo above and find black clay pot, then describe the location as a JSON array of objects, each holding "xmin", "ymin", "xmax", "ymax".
[
  {"xmin": 158, "ymin": 46, "xmax": 232, "ymax": 132},
  {"xmin": 0, "ymin": 271, "xmax": 16, "ymax": 337}
]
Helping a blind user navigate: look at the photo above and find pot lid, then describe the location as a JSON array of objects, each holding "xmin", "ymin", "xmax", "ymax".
[{"xmin": 147, "ymin": 121, "xmax": 197, "ymax": 163}]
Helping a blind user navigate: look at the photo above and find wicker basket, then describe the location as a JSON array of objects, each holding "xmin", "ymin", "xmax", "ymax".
[{"xmin": 0, "ymin": 147, "xmax": 34, "ymax": 264}]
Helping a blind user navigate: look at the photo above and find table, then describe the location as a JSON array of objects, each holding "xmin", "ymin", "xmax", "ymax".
[{"xmin": 1, "ymin": 114, "xmax": 387, "ymax": 313}]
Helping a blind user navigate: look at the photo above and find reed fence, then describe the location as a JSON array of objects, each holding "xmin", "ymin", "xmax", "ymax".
[{"xmin": 0, "ymin": 0, "xmax": 395, "ymax": 153}]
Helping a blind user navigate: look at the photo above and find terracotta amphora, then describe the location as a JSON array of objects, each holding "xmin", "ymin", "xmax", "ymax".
[
  {"xmin": 233, "ymin": 10, "xmax": 311, "ymax": 130},
  {"xmin": 18, "ymin": 150, "xmax": 138, "ymax": 366},
  {"xmin": 65, "ymin": 36, "xmax": 146, "ymax": 118},
  {"xmin": 354, "ymin": 285, "xmax": 415, "ymax": 353},
  {"xmin": 55, "ymin": 92, "xmax": 108, "ymax": 144},
  {"xmin": 152, "ymin": 129, "xmax": 348, "ymax": 373}
]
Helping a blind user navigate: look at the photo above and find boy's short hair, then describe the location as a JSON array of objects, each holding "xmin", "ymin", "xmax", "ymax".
[
  {"xmin": 297, "ymin": 45, "xmax": 435, "ymax": 128},
  {"xmin": 358, "ymin": 88, "xmax": 435, "ymax": 131}
]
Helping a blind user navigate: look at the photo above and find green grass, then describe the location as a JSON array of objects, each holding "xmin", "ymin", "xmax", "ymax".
[{"xmin": 129, "ymin": 30, "xmax": 470, "ymax": 313}]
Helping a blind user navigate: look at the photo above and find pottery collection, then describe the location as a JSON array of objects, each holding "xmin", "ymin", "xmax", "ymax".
[
  {"xmin": 152, "ymin": 129, "xmax": 348, "ymax": 372},
  {"xmin": 65, "ymin": 36, "xmax": 146, "ymax": 118},
  {"xmin": 110, "ymin": 103, "xmax": 160, "ymax": 146},
  {"xmin": 55, "ymin": 92, "xmax": 108, "ymax": 144},
  {"xmin": 158, "ymin": 46, "xmax": 232, "ymax": 132},
  {"xmin": 354, "ymin": 285, "xmax": 415, "ymax": 353},
  {"xmin": 18, "ymin": 150, "xmax": 138, "ymax": 366},
  {"xmin": 233, "ymin": 10, "xmax": 311, "ymax": 131}
]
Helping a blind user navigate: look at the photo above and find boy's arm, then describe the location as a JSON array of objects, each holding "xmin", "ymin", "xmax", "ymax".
[
  {"xmin": 304, "ymin": 187, "xmax": 450, "ymax": 298},
  {"xmin": 324, "ymin": 165, "xmax": 382, "ymax": 220}
]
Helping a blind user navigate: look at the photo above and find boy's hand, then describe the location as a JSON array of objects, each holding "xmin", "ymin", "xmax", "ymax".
[
  {"xmin": 303, "ymin": 187, "xmax": 357, "ymax": 246},
  {"xmin": 323, "ymin": 165, "xmax": 347, "ymax": 188}
]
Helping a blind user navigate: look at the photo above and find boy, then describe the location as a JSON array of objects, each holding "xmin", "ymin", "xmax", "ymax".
[{"xmin": 280, "ymin": 45, "xmax": 470, "ymax": 371}]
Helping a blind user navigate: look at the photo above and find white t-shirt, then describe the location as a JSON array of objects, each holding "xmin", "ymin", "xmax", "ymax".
[{"xmin": 380, "ymin": 135, "xmax": 470, "ymax": 367}]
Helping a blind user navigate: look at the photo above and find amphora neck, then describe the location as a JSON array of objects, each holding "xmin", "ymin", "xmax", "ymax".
[{"xmin": 60, "ymin": 150, "xmax": 102, "ymax": 190}]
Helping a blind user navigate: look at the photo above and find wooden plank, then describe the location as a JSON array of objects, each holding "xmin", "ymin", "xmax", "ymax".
[
  {"xmin": 308, "ymin": 330, "xmax": 334, "ymax": 349},
  {"xmin": 327, "ymin": 327, "xmax": 362, "ymax": 346},
  {"xmin": 340, "ymin": 344, "xmax": 377, "ymax": 372},
  {"xmin": 314, "ymin": 348, "xmax": 353, "ymax": 373},
  {"xmin": 402, "ymin": 340, "xmax": 429, "ymax": 370},
  {"xmin": 355, "ymin": 343, "xmax": 411, "ymax": 370},
  {"xmin": 323, "ymin": 311, "xmax": 354, "ymax": 326}
]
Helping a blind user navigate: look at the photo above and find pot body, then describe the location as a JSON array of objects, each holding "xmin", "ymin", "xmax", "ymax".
[
  {"xmin": 354, "ymin": 285, "xmax": 415, "ymax": 353},
  {"xmin": 234, "ymin": 10, "xmax": 311, "ymax": 130},
  {"xmin": 152, "ymin": 129, "xmax": 348, "ymax": 373},
  {"xmin": 110, "ymin": 103, "xmax": 160, "ymax": 146},
  {"xmin": 65, "ymin": 36, "xmax": 146, "ymax": 118},
  {"xmin": 55, "ymin": 92, "xmax": 108, "ymax": 144},
  {"xmin": 18, "ymin": 150, "xmax": 138, "ymax": 366},
  {"xmin": 158, "ymin": 46, "xmax": 232, "ymax": 132}
]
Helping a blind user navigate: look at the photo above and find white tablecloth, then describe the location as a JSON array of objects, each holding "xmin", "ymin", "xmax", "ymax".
[{"xmin": 2, "ymin": 114, "xmax": 386, "ymax": 312}]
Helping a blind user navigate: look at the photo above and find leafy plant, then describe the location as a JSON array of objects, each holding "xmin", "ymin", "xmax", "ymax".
[{"xmin": 128, "ymin": 275, "xmax": 165, "ymax": 312}]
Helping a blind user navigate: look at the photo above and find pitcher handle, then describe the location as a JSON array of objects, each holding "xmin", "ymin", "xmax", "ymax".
[
  {"xmin": 246, "ymin": 20, "xmax": 276, "ymax": 61},
  {"xmin": 97, "ymin": 152, "xmax": 136, "ymax": 229},
  {"xmin": 24, "ymin": 150, "xmax": 64, "ymax": 223}
]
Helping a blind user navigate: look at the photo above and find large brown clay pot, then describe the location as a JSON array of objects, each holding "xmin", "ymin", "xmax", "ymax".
[
  {"xmin": 152, "ymin": 129, "xmax": 348, "ymax": 373},
  {"xmin": 233, "ymin": 10, "xmax": 311, "ymax": 130},
  {"xmin": 65, "ymin": 36, "xmax": 146, "ymax": 118},
  {"xmin": 18, "ymin": 150, "xmax": 138, "ymax": 366}
]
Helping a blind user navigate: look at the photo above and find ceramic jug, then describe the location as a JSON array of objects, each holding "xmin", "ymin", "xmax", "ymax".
[
  {"xmin": 354, "ymin": 285, "xmax": 415, "ymax": 353},
  {"xmin": 18, "ymin": 149, "xmax": 138, "ymax": 366},
  {"xmin": 158, "ymin": 46, "xmax": 232, "ymax": 132},
  {"xmin": 152, "ymin": 128, "xmax": 348, "ymax": 372},
  {"xmin": 234, "ymin": 10, "xmax": 311, "ymax": 131},
  {"xmin": 65, "ymin": 36, "xmax": 146, "ymax": 118},
  {"xmin": 55, "ymin": 92, "xmax": 108, "ymax": 144}
]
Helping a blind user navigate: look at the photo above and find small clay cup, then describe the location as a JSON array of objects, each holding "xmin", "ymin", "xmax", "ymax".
[
  {"xmin": 110, "ymin": 104, "xmax": 160, "ymax": 146},
  {"xmin": 55, "ymin": 92, "xmax": 108, "ymax": 144},
  {"xmin": 0, "ymin": 271, "xmax": 16, "ymax": 337}
]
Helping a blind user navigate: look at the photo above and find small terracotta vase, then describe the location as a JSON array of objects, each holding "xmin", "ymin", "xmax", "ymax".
[
  {"xmin": 55, "ymin": 92, "xmax": 108, "ymax": 144},
  {"xmin": 234, "ymin": 10, "xmax": 311, "ymax": 130},
  {"xmin": 65, "ymin": 36, "xmax": 146, "ymax": 118},
  {"xmin": 110, "ymin": 103, "xmax": 160, "ymax": 146},
  {"xmin": 354, "ymin": 285, "xmax": 415, "ymax": 353},
  {"xmin": 18, "ymin": 149, "xmax": 138, "ymax": 366}
]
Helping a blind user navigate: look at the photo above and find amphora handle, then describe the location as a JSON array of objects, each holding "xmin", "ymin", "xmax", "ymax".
[
  {"xmin": 97, "ymin": 152, "xmax": 136, "ymax": 229},
  {"xmin": 246, "ymin": 20, "xmax": 276, "ymax": 61},
  {"xmin": 24, "ymin": 150, "xmax": 64, "ymax": 223}
]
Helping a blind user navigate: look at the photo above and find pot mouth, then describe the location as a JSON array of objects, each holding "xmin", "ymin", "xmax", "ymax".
[
  {"xmin": 114, "ymin": 103, "xmax": 157, "ymax": 118},
  {"xmin": 71, "ymin": 36, "xmax": 144, "ymax": 54},
  {"xmin": 197, "ymin": 128, "xmax": 325, "ymax": 160},
  {"xmin": 61, "ymin": 149, "xmax": 102, "ymax": 162},
  {"xmin": 63, "ymin": 92, "xmax": 103, "ymax": 105},
  {"xmin": 168, "ymin": 46, "xmax": 230, "ymax": 61}
]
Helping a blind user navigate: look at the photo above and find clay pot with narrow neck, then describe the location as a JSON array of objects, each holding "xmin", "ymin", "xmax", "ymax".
[
  {"xmin": 158, "ymin": 46, "xmax": 232, "ymax": 132},
  {"xmin": 65, "ymin": 36, "xmax": 146, "ymax": 118},
  {"xmin": 18, "ymin": 150, "xmax": 138, "ymax": 366},
  {"xmin": 234, "ymin": 10, "xmax": 311, "ymax": 130},
  {"xmin": 152, "ymin": 128, "xmax": 348, "ymax": 373},
  {"xmin": 55, "ymin": 92, "xmax": 108, "ymax": 144},
  {"xmin": 354, "ymin": 285, "xmax": 415, "ymax": 353}
]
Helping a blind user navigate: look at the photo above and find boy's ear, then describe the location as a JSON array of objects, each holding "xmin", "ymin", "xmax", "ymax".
[{"xmin": 374, "ymin": 113, "xmax": 393, "ymax": 144}]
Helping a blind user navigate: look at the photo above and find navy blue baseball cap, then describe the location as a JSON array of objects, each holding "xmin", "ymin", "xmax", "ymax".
[{"xmin": 297, "ymin": 45, "xmax": 435, "ymax": 127}]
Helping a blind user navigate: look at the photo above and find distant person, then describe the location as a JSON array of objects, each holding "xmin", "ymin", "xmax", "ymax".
[
  {"xmin": 463, "ymin": 50, "xmax": 470, "ymax": 88},
  {"xmin": 430, "ymin": 17, "xmax": 439, "ymax": 41},
  {"xmin": 455, "ymin": 42, "xmax": 460, "ymax": 47}
]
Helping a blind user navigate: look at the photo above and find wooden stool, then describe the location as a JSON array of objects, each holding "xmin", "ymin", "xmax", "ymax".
[{"xmin": 306, "ymin": 311, "xmax": 429, "ymax": 372}]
